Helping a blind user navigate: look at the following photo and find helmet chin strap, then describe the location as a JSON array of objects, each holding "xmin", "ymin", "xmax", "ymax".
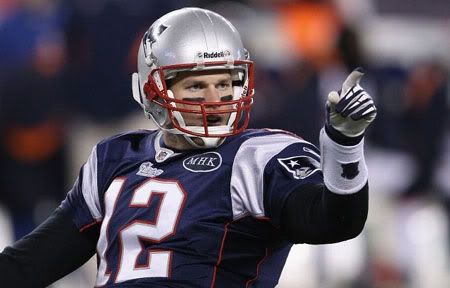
[
  {"xmin": 166, "ymin": 117, "xmax": 228, "ymax": 149},
  {"xmin": 183, "ymin": 135, "xmax": 226, "ymax": 149}
]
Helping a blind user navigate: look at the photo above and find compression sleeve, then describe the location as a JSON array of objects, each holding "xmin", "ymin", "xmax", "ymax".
[
  {"xmin": 0, "ymin": 207, "xmax": 99, "ymax": 287},
  {"xmin": 280, "ymin": 182, "xmax": 368, "ymax": 244},
  {"xmin": 278, "ymin": 126, "xmax": 369, "ymax": 244}
]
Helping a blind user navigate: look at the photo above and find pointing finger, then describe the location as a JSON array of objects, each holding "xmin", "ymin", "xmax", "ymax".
[{"xmin": 342, "ymin": 67, "xmax": 365, "ymax": 95}]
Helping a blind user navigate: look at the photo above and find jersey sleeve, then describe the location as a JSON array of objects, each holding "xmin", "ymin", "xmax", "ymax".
[
  {"xmin": 230, "ymin": 132, "xmax": 323, "ymax": 227},
  {"xmin": 263, "ymin": 141, "xmax": 323, "ymax": 227},
  {"xmin": 59, "ymin": 145, "xmax": 103, "ymax": 230}
]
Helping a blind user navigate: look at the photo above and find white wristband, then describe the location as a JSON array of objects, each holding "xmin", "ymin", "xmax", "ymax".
[{"xmin": 320, "ymin": 128, "xmax": 368, "ymax": 194}]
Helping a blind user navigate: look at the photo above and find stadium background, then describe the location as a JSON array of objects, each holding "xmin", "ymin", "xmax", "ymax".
[{"xmin": 0, "ymin": 0, "xmax": 449, "ymax": 287}]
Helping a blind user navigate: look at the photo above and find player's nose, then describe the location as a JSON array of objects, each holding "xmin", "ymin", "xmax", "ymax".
[{"xmin": 204, "ymin": 85, "xmax": 221, "ymax": 103}]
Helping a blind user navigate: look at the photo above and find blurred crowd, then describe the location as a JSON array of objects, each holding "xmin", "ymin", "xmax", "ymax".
[{"xmin": 0, "ymin": 0, "xmax": 449, "ymax": 287}]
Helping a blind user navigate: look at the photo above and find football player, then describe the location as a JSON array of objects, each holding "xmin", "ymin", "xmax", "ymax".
[{"xmin": 0, "ymin": 7, "xmax": 376, "ymax": 287}]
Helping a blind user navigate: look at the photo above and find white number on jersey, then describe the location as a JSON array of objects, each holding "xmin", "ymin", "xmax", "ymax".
[{"xmin": 96, "ymin": 178, "xmax": 186, "ymax": 285}]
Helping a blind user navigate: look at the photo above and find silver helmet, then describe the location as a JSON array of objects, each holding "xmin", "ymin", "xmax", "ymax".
[{"xmin": 132, "ymin": 7, "xmax": 254, "ymax": 148}]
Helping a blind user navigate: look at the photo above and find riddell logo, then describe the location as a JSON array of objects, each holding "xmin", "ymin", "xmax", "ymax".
[{"xmin": 203, "ymin": 51, "xmax": 225, "ymax": 58}]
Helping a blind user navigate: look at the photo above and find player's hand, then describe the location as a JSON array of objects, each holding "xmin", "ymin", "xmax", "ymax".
[{"xmin": 326, "ymin": 68, "xmax": 377, "ymax": 138}]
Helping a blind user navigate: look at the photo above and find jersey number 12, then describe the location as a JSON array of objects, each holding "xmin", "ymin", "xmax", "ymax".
[{"xmin": 96, "ymin": 178, "xmax": 186, "ymax": 285}]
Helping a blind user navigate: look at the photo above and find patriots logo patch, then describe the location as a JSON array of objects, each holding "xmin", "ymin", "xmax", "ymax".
[
  {"xmin": 136, "ymin": 162, "xmax": 164, "ymax": 178},
  {"xmin": 278, "ymin": 156, "xmax": 320, "ymax": 180}
]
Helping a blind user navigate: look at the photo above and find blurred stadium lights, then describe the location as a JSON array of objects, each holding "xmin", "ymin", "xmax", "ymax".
[{"xmin": 333, "ymin": 0, "xmax": 450, "ymax": 67}]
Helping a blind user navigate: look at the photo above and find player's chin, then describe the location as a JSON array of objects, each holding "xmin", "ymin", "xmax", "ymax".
[
  {"xmin": 187, "ymin": 116, "xmax": 228, "ymax": 127},
  {"xmin": 185, "ymin": 122, "xmax": 227, "ymax": 127},
  {"xmin": 207, "ymin": 121, "xmax": 227, "ymax": 127}
]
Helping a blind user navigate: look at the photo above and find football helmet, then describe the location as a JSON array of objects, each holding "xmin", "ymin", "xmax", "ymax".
[{"xmin": 132, "ymin": 7, "xmax": 255, "ymax": 148}]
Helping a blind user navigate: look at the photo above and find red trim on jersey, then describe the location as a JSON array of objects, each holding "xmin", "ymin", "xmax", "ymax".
[
  {"xmin": 79, "ymin": 220, "xmax": 101, "ymax": 232},
  {"xmin": 210, "ymin": 216, "xmax": 276, "ymax": 287},
  {"xmin": 245, "ymin": 248, "xmax": 270, "ymax": 287},
  {"xmin": 254, "ymin": 216, "xmax": 271, "ymax": 221},
  {"xmin": 210, "ymin": 222, "xmax": 231, "ymax": 288},
  {"xmin": 97, "ymin": 177, "xmax": 127, "ymax": 287}
]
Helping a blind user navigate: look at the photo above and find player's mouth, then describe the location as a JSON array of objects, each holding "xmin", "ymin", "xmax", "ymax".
[{"xmin": 206, "ymin": 114, "xmax": 225, "ymax": 126}]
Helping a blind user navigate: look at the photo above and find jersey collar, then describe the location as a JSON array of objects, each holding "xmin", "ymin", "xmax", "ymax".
[{"xmin": 154, "ymin": 130, "xmax": 180, "ymax": 163}]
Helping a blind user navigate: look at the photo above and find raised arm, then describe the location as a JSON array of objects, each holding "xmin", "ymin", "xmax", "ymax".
[{"xmin": 280, "ymin": 68, "xmax": 376, "ymax": 244}]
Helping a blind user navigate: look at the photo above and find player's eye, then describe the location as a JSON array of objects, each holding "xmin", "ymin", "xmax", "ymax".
[
  {"xmin": 182, "ymin": 97, "xmax": 204, "ymax": 103},
  {"xmin": 216, "ymin": 82, "xmax": 231, "ymax": 90},
  {"xmin": 220, "ymin": 95, "xmax": 233, "ymax": 102},
  {"xmin": 186, "ymin": 84, "xmax": 202, "ymax": 92}
]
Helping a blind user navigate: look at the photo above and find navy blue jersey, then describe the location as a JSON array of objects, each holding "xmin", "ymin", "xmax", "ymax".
[{"xmin": 60, "ymin": 128, "xmax": 323, "ymax": 287}]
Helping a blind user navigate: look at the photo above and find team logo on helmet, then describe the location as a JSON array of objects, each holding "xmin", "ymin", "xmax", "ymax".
[
  {"xmin": 143, "ymin": 24, "xmax": 169, "ymax": 62},
  {"xmin": 278, "ymin": 156, "xmax": 320, "ymax": 180},
  {"xmin": 183, "ymin": 152, "xmax": 222, "ymax": 172}
]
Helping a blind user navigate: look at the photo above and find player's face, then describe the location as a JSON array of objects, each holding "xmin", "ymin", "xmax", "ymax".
[{"xmin": 168, "ymin": 70, "xmax": 233, "ymax": 127}]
